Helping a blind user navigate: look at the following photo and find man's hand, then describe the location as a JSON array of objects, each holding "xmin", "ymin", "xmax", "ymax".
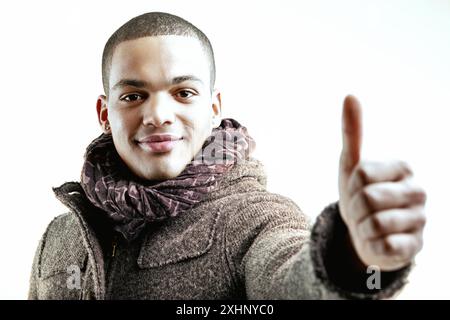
[{"xmin": 338, "ymin": 95, "xmax": 427, "ymax": 271}]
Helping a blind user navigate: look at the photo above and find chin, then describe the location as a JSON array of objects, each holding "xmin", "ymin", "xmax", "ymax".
[{"xmin": 138, "ymin": 161, "xmax": 187, "ymax": 182}]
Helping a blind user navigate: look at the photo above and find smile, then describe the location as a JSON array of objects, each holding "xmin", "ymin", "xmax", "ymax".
[{"xmin": 138, "ymin": 137, "xmax": 182, "ymax": 153}]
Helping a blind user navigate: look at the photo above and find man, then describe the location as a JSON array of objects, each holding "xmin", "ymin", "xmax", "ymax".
[{"xmin": 28, "ymin": 12, "xmax": 426, "ymax": 300}]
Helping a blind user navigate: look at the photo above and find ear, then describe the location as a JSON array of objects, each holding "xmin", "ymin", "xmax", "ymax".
[
  {"xmin": 96, "ymin": 95, "xmax": 110, "ymax": 133},
  {"xmin": 211, "ymin": 89, "xmax": 222, "ymax": 128}
]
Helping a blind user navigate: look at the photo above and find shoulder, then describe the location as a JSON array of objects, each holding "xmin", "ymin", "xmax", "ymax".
[
  {"xmin": 222, "ymin": 190, "xmax": 311, "ymax": 237},
  {"xmin": 227, "ymin": 190, "xmax": 305, "ymax": 219},
  {"xmin": 208, "ymin": 158, "xmax": 305, "ymax": 220},
  {"xmin": 46, "ymin": 211, "xmax": 79, "ymax": 233},
  {"xmin": 41, "ymin": 212, "xmax": 82, "ymax": 248},
  {"xmin": 36, "ymin": 212, "xmax": 87, "ymax": 279}
]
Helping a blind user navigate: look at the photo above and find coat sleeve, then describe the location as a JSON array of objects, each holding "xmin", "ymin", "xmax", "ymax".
[{"xmin": 224, "ymin": 195, "xmax": 411, "ymax": 299}]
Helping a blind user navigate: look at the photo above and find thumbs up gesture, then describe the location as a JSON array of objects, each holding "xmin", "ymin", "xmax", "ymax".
[{"xmin": 338, "ymin": 95, "xmax": 427, "ymax": 271}]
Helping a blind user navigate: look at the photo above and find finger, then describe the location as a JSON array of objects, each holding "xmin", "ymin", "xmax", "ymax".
[
  {"xmin": 340, "ymin": 95, "xmax": 363, "ymax": 176},
  {"xmin": 368, "ymin": 231, "xmax": 423, "ymax": 271},
  {"xmin": 357, "ymin": 205, "xmax": 426, "ymax": 240},
  {"xmin": 347, "ymin": 160, "xmax": 414, "ymax": 196},
  {"xmin": 347, "ymin": 179, "xmax": 426, "ymax": 224}
]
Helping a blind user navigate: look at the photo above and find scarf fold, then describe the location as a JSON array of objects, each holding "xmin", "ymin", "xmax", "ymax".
[{"xmin": 80, "ymin": 118, "xmax": 255, "ymax": 242}]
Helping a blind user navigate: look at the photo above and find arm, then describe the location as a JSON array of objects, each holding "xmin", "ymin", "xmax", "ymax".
[{"xmin": 225, "ymin": 195, "xmax": 410, "ymax": 299}]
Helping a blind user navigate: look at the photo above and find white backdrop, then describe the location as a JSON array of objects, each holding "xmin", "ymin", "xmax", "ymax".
[{"xmin": 0, "ymin": 0, "xmax": 449, "ymax": 299}]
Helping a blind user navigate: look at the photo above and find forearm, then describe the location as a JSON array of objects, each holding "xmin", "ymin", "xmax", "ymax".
[{"xmin": 243, "ymin": 202, "xmax": 411, "ymax": 299}]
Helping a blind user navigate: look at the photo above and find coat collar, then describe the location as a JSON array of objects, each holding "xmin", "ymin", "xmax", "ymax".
[
  {"xmin": 52, "ymin": 182, "xmax": 107, "ymax": 300},
  {"xmin": 52, "ymin": 180, "xmax": 223, "ymax": 263}
]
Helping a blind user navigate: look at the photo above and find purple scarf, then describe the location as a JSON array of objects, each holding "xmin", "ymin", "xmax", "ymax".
[{"xmin": 80, "ymin": 118, "xmax": 255, "ymax": 242}]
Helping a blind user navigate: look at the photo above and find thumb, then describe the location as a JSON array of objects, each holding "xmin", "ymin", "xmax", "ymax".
[{"xmin": 340, "ymin": 95, "xmax": 363, "ymax": 175}]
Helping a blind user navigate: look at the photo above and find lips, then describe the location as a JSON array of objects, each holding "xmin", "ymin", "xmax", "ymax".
[{"xmin": 137, "ymin": 134, "xmax": 182, "ymax": 153}]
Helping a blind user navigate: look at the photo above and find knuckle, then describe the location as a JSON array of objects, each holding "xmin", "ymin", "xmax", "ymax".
[
  {"xmin": 397, "ymin": 160, "xmax": 413, "ymax": 177},
  {"xmin": 417, "ymin": 188, "xmax": 427, "ymax": 203},
  {"xmin": 408, "ymin": 186, "xmax": 427, "ymax": 203},
  {"xmin": 416, "ymin": 211, "xmax": 427, "ymax": 228},
  {"xmin": 402, "ymin": 179, "xmax": 427, "ymax": 203}
]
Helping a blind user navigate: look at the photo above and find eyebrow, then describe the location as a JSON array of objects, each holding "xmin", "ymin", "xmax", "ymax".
[{"xmin": 111, "ymin": 75, "xmax": 204, "ymax": 91}]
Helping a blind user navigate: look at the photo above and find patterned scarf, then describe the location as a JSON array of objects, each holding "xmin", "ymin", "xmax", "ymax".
[{"xmin": 80, "ymin": 118, "xmax": 255, "ymax": 242}]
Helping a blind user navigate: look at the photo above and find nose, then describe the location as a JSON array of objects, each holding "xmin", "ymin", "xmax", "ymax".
[{"xmin": 142, "ymin": 93, "xmax": 175, "ymax": 128}]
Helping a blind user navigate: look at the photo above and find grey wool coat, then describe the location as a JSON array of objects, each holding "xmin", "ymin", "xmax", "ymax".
[{"xmin": 28, "ymin": 158, "xmax": 410, "ymax": 300}]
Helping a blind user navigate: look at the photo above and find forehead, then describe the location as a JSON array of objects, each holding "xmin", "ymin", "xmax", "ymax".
[{"xmin": 109, "ymin": 35, "xmax": 210, "ymax": 86}]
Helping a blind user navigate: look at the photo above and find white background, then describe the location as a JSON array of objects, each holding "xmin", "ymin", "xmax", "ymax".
[{"xmin": 0, "ymin": 0, "xmax": 449, "ymax": 299}]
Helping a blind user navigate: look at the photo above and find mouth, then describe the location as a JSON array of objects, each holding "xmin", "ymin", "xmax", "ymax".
[{"xmin": 137, "ymin": 134, "xmax": 183, "ymax": 153}]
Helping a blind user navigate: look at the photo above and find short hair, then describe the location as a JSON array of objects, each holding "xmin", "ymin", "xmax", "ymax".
[{"xmin": 102, "ymin": 12, "xmax": 216, "ymax": 96}]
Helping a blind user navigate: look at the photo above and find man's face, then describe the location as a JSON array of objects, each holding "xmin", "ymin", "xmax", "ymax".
[{"xmin": 97, "ymin": 35, "xmax": 221, "ymax": 181}]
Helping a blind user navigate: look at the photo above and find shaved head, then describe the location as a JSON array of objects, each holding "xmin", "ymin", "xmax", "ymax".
[{"xmin": 102, "ymin": 12, "xmax": 216, "ymax": 96}]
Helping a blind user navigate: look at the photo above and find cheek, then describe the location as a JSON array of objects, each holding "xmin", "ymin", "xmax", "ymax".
[
  {"xmin": 192, "ymin": 122, "xmax": 213, "ymax": 153},
  {"xmin": 186, "ymin": 109, "xmax": 213, "ymax": 142},
  {"xmin": 109, "ymin": 109, "xmax": 140, "ymax": 134}
]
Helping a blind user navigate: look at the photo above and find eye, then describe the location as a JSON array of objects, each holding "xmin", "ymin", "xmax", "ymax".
[
  {"xmin": 120, "ymin": 93, "xmax": 144, "ymax": 102},
  {"xmin": 175, "ymin": 90, "xmax": 196, "ymax": 99}
]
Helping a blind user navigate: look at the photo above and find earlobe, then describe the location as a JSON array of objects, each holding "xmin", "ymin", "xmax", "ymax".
[{"xmin": 211, "ymin": 89, "xmax": 222, "ymax": 128}]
